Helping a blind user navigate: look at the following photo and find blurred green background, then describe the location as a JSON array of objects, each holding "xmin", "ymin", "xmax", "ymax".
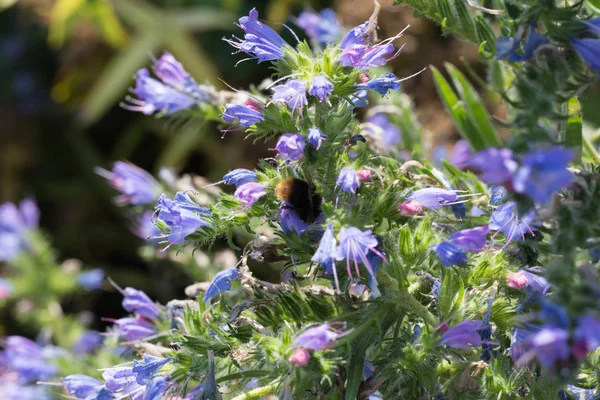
[{"xmin": 1, "ymin": 0, "xmax": 598, "ymax": 334}]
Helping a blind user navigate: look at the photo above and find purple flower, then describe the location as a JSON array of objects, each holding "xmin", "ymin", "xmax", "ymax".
[
  {"xmin": 222, "ymin": 168, "xmax": 257, "ymax": 187},
  {"xmin": 123, "ymin": 287, "xmax": 161, "ymax": 320},
  {"xmin": 132, "ymin": 211, "xmax": 162, "ymax": 241},
  {"xmin": 406, "ymin": 188, "xmax": 465, "ymax": 210},
  {"xmin": 307, "ymin": 128, "xmax": 326, "ymax": 150},
  {"xmin": 123, "ymin": 69, "xmax": 195, "ymax": 115},
  {"xmin": 76, "ymin": 268, "xmax": 104, "ymax": 290},
  {"xmin": 489, "ymin": 201, "xmax": 537, "ymax": 242},
  {"xmin": 496, "ymin": 26, "xmax": 549, "ymax": 62},
  {"xmin": 340, "ymin": 22, "xmax": 369, "ymax": 49},
  {"xmin": 465, "ymin": 148, "xmax": 518, "ymax": 185},
  {"xmin": 0, "ymin": 199, "xmax": 40, "ymax": 261},
  {"xmin": 102, "ymin": 366, "xmax": 137, "ymax": 392},
  {"xmin": 294, "ymin": 323, "xmax": 348, "ymax": 350},
  {"xmin": 351, "ymin": 89, "xmax": 369, "ymax": 108},
  {"xmin": 72, "ymin": 330, "xmax": 104, "ymax": 355},
  {"xmin": 203, "ymin": 268, "xmax": 239, "ymax": 303},
  {"xmin": 449, "ymin": 225, "xmax": 489, "ymax": 252},
  {"xmin": 279, "ymin": 207, "xmax": 308, "ymax": 236},
  {"xmin": 336, "ymin": 167, "xmax": 360, "ymax": 195},
  {"xmin": 573, "ymin": 315, "xmax": 600, "ymax": 360},
  {"xmin": 512, "ymin": 148, "xmax": 573, "ymax": 204},
  {"xmin": 144, "ymin": 377, "xmax": 168, "ymax": 400},
  {"xmin": 339, "ymin": 41, "xmax": 397, "ymax": 70},
  {"xmin": 132, "ymin": 354, "xmax": 173, "ymax": 385},
  {"xmin": 450, "ymin": 140, "xmax": 472, "ymax": 169},
  {"xmin": 529, "ymin": 326, "xmax": 570, "ymax": 367},
  {"xmin": 63, "ymin": 374, "xmax": 103, "ymax": 399},
  {"xmin": 224, "ymin": 8, "xmax": 286, "ymax": 63},
  {"xmin": 335, "ymin": 227, "xmax": 387, "ymax": 282},
  {"xmin": 152, "ymin": 52, "xmax": 214, "ymax": 102},
  {"xmin": 1, "ymin": 336, "xmax": 57, "ymax": 382},
  {"xmin": 572, "ymin": 39, "xmax": 600, "ymax": 73},
  {"xmin": 312, "ymin": 225, "xmax": 338, "ymax": 285},
  {"xmin": 0, "ymin": 382, "xmax": 52, "ymax": 400},
  {"xmin": 309, "ymin": 75, "xmax": 333, "ymax": 102},
  {"xmin": 355, "ymin": 73, "xmax": 400, "ymax": 95},
  {"xmin": 433, "ymin": 241, "xmax": 468, "ymax": 267},
  {"xmin": 296, "ymin": 9, "xmax": 340, "ymax": 46},
  {"xmin": 510, "ymin": 327, "xmax": 535, "ymax": 363},
  {"xmin": 364, "ymin": 113, "xmax": 401, "ymax": 147},
  {"xmin": 490, "ymin": 185, "xmax": 507, "ymax": 205},
  {"xmin": 439, "ymin": 320, "xmax": 483, "ymax": 348},
  {"xmin": 272, "ymin": 80, "xmax": 308, "ymax": 114},
  {"xmin": 154, "ymin": 193, "xmax": 211, "ymax": 248},
  {"xmin": 234, "ymin": 182, "xmax": 267, "ymax": 210},
  {"xmin": 273, "ymin": 133, "xmax": 305, "ymax": 161},
  {"xmin": 114, "ymin": 317, "xmax": 156, "ymax": 341},
  {"xmin": 96, "ymin": 161, "xmax": 160, "ymax": 205},
  {"xmin": 506, "ymin": 269, "xmax": 549, "ymax": 293},
  {"xmin": 289, "ymin": 348, "xmax": 310, "ymax": 367},
  {"xmin": 222, "ymin": 103, "xmax": 263, "ymax": 127},
  {"xmin": 559, "ymin": 386, "xmax": 599, "ymax": 400}
]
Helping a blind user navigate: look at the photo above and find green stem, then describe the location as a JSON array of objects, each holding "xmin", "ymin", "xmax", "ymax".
[
  {"xmin": 395, "ymin": 291, "xmax": 437, "ymax": 327},
  {"xmin": 230, "ymin": 384, "xmax": 278, "ymax": 400}
]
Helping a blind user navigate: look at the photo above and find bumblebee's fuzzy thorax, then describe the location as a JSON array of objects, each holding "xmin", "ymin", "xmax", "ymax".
[{"xmin": 275, "ymin": 178, "xmax": 322, "ymax": 223}]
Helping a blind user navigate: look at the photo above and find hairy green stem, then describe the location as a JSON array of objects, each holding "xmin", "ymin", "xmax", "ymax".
[{"xmin": 230, "ymin": 384, "xmax": 278, "ymax": 400}]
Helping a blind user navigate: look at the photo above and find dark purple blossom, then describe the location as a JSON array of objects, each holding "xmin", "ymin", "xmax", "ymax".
[
  {"xmin": 222, "ymin": 103, "xmax": 263, "ymax": 127},
  {"xmin": 234, "ymin": 182, "xmax": 267, "ymax": 210},
  {"xmin": 355, "ymin": 73, "xmax": 400, "ymax": 95},
  {"xmin": 273, "ymin": 133, "xmax": 305, "ymax": 161},
  {"xmin": 122, "ymin": 287, "xmax": 161, "ymax": 321},
  {"xmin": 279, "ymin": 207, "xmax": 308, "ymax": 236},
  {"xmin": 449, "ymin": 225, "xmax": 489, "ymax": 252},
  {"xmin": 72, "ymin": 330, "xmax": 104, "ymax": 355},
  {"xmin": 294, "ymin": 323, "xmax": 349, "ymax": 350},
  {"xmin": 114, "ymin": 317, "xmax": 156, "ymax": 341},
  {"xmin": 465, "ymin": 148, "xmax": 518, "ymax": 185},
  {"xmin": 296, "ymin": 9, "xmax": 340, "ymax": 46},
  {"xmin": 77, "ymin": 268, "xmax": 104, "ymax": 290},
  {"xmin": 307, "ymin": 128, "xmax": 326, "ymax": 150},
  {"xmin": 335, "ymin": 227, "xmax": 387, "ymax": 283},
  {"xmin": 63, "ymin": 374, "xmax": 103, "ymax": 399},
  {"xmin": 223, "ymin": 169, "xmax": 257, "ymax": 187},
  {"xmin": 154, "ymin": 193, "xmax": 211, "ymax": 248},
  {"xmin": 224, "ymin": 8, "xmax": 286, "ymax": 63},
  {"xmin": 309, "ymin": 75, "xmax": 333, "ymax": 102},
  {"xmin": 439, "ymin": 320, "xmax": 483, "ymax": 348},
  {"xmin": 512, "ymin": 148, "xmax": 573, "ymax": 204},
  {"xmin": 204, "ymin": 268, "xmax": 239, "ymax": 303},
  {"xmin": 96, "ymin": 161, "xmax": 160, "ymax": 206},
  {"xmin": 132, "ymin": 354, "xmax": 173, "ymax": 385},
  {"xmin": 336, "ymin": 167, "xmax": 360, "ymax": 195},
  {"xmin": 272, "ymin": 80, "xmax": 308, "ymax": 114},
  {"xmin": 433, "ymin": 241, "xmax": 468, "ymax": 267}
]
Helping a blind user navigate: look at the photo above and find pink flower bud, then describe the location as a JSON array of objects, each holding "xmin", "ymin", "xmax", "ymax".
[
  {"xmin": 356, "ymin": 168, "xmax": 371, "ymax": 183},
  {"xmin": 506, "ymin": 272, "xmax": 528, "ymax": 289},
  {"xmin": 397, "ymin": 200, "xmax": 423, "ymax": 216},
  {"xmin": 289, "ymin": 348, "xmax": 310, "ymax": 367},
  {"xmin": 357, "ymin": 72, "xmax": 370, "ymax": 84}
]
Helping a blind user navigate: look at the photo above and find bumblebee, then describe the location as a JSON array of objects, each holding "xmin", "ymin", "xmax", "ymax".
[{"xmin": 275, "ymin": 178, "xmax": 322, "ymax": 223}]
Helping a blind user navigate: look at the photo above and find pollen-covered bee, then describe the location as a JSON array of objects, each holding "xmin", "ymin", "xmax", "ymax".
[{"xmin": 275, "ymin": 178, "xmax": 322, "ymax": 223}]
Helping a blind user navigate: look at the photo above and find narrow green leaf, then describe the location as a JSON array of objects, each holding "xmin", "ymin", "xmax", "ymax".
[{"xmin": 564, "ymin": 96, "xmax": 582, "ymax": 163}]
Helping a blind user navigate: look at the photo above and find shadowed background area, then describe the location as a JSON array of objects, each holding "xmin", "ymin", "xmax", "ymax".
[{"xmin": 1, "ymin": 0, "xmax": 598, "ymax": 335}]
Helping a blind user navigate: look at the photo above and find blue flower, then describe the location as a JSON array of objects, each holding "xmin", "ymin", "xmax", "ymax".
[
  {"xmin": 406, "ymin": 188, "xmax": 465, "ymax": 210},
  {"xmin": 496, "ymin": 25, "xmax": 549, "ymax": 62},
  {"xmin": 234, "ymin": 182, "xmax": 267, "ymax": 210},
  {"xmin": 132, "ymin": 211, "xmax": 162, "ymax": 241},
  {"xmin": 273, "ymin": 133, "xmax": 305, "ymax": 161},
  {"xmin": 272, "ymin": 80, "xmax": 308, "ymax": 114},
  {"xmin": 340, "ymin": 22, "xmax": 369, "ymax": 49},
  {"xmin": 102, "ymin": 366, "xmax": 137, "ymax": 392},
  {"xmin": 528, "ymin": 325, "xmax": 570, "ymax": 367},
  {"xmin": 114, "ymin": 317, "xmax": 156, "ymax": 341},
  {"xmin": 465, "ymin": 148, "xmax": 518, "ymax": 185},
  {"xmin": 449, "ymin": 225, "xmax": 489, "ymax": 252},
  {"xmin": 478, "ymin": 299, "xmax": 496, "ymax": 361},
  {"xmin": 439, "ymin": 320, "xmax": 482, "ymax": 348},
  {"xmin": 63, "ymin": 374, "xmax": 103, "ymax": 399},
  {"xmin": 0, "ymin": 199, "xmax": 39, "ymax": 261},
  {"xmin": 335, "ymin": 227, "xmax": 387, "ymax": 283},
  {"xmin": 355, "ymin": 73, "xmax": 400, "ymax": 95},
  {"xmin": 489, "ymin": 201, "xmax": 537, "ymax": 242},
  {"xmin": 559, "ymin": 386, "xmax": 600, "ymax": 400},
  {"xmin": 509, "ymin": 326, "xmax": 536, "ymax": 364},
  {"xmin": 123, "ymin": 69, "xmax": 196, "ymax": 115},
  {"xmin": 351, "ymin": 89, "xmax": 369, "ymax": 108},
  {"xmin": 224, "ymin": 8, "xmax": 286, "ymax": 63},
  {"xmin": 338, "ymin": 24, "xmax": 405, "ymax": 70},
  {"xmin": 143, "ymin": 377, "xmax": 168, "ymax": 400},
  {"xmin": 572, "ymin": 39, "xmax": 600, "ymax": 73},
  {"xmin": 540, "ymin": 301, "xmax": 570, "ymax": 329},
  {"xmin": 72, "ymin": 330, "xmax": 104, "ymax": 355},
  {"xmin": 279, "ymin": 207, "xmax": 308, "ymax": 236},
  {"xmin": 76, "ymin": 269, "xmax": 105, "ymax": 290},
  {"xmin": 196, "ymin": 351, "xmax": 220, "ymax": 399},
  {"xmin": 489, "ymin": 185, "xmax": 507, "ymax": 205},
  {"xmin": 573, "ymin": 315, "xmax": 600, "ymax": 360},
  {"xmin": 364, "ymin": 113, "xmax": 401, "ymax": 147},
  {"xmin": 294, "ymin": 323, "xmax": 348, "ymax": 350},
  {"xmin": 450, "ymin": 139, "xmax": 472, "ymax": 169},
  {"xmin": 433, "ymin": 241, "xmax": 468, "ymax": 267},
  {"xmin": 204, "ymin": 268, "xmax": 239, "ymax": 303},
  {"xmin": 96, "ymin": 161, "xmax": 161, "ymax": 205},
  {"xmin": 152, "ymin": 52, "xmax": 214, "ymax": 102},
  {"xmin": 307, "ymin": 128, "xmax": 326, "ymax": 150},
  {"xmin": 1, "ymin": 336, "xmax": 57, "ymax": 382},
  {"xmin": 336, "ymin": 167, "xmax": 360, "ymax": 195},
  {"xmin": 154, "ymin": 193, "xmax": 211, "ymax": 248},
  {"xmin": 222, "ymin": 168, "xmax": 257, "ymax": 187},
  {"xmin": 122, "ymin": 287, "xmax": 161, "ymax": 321},
  {"xmin": 132, "ymin": 354, "xmax": 173, "ymax": 385},
  {"xmin": 222, "ymin": 103, "xmax": 263, "ymax": 127},
  {"xmin": 309, "ymin": 75, "xmax": 333, "ymax": 102},
  {"xmin": 512, "ymin": 147, "xmax": 573, "ymax": 204},
  {"xmin": 296, "ymin": 9, "xmax": 340, "ymax": 46},
  {"xmin": 312, "ymin": 225, "xmax": 338, "ymax": 284}
]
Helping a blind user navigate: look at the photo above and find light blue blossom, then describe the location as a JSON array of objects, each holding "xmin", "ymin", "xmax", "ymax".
[
  {"xmin": 355, "ymin": 73, "xmax": 400, "ymax": 95},
  {"xmin": 96, "ymin": 161, "xmax": 161, "ymax": 205},
  {"xmin": 114, "ymin": 317, "xmax": 155, "ymax": 341},
  {"xmin": 222, "ymin": 103, "xmax": 263, "ymax": 127},
  {"xmin": 63, "ymin": 374, "xmax": 103, "ymax": 399},
  {"xmin": 272, "ymin": 80, "xmax": 308, "ymax": 114},
  {"xmin": 154, "ymin": 193, "xmax": 211, "ymax": 248},
  {"xmin": 309, "ymin": 75, "xmax": 333, "ymax": 102},
  {"xmin": 76, "ymin": 269, "xmax": 104, "ymax": 290},
  {"xmin": 273, "ymin": 133, "xmax": 305, "ymax": 161},
  {"xmin": 222, "ymin": 168, "xmax": 257, "ymax": 187},
  {"xmin": 123, "ymin": 69, "xmax": 195, "ymax": 115},
  {"xmin": 307, "ymin": 128, "xmax": 326, "ymax": 150},
  {"xmin": 336, "ymin": 167, "xmax": 360, "ymax": 195},
  {"xmin": 132, "ymin": 354, "xmax": 173, "ymax": 385}
]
